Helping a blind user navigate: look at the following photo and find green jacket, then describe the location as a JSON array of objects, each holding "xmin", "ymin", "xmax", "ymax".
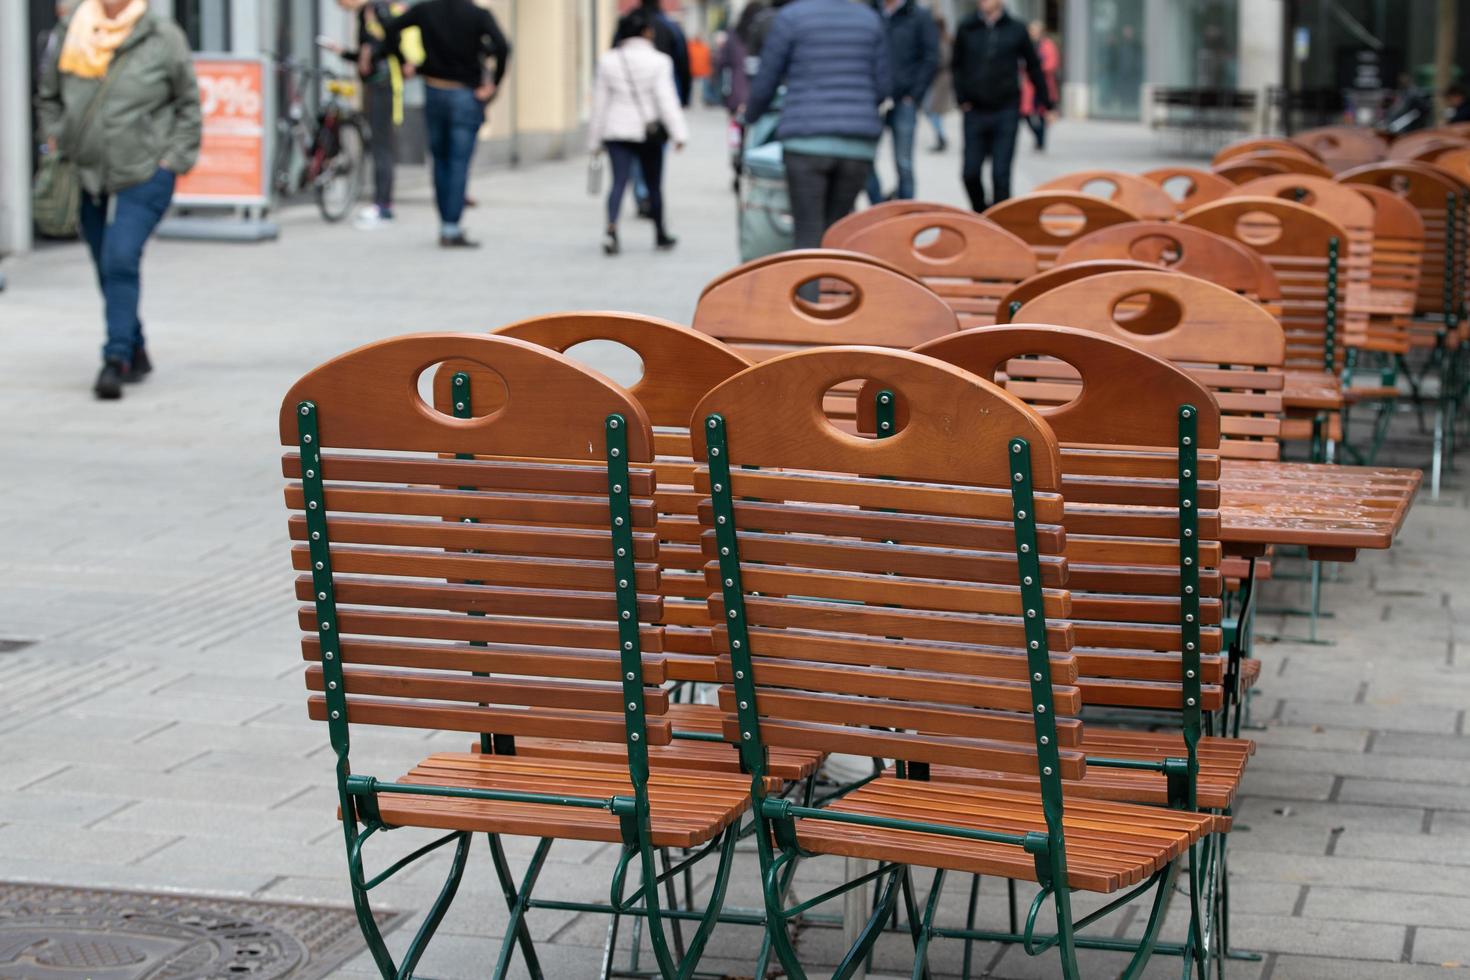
[{"xmin": 37, "ymin": 11, "xmax": 202, "ymax": 196}]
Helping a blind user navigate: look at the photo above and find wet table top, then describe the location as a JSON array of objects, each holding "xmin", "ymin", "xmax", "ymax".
[{"xmin": 1219, "ymin": 460, "xmax": 1422, "ymax": 560}]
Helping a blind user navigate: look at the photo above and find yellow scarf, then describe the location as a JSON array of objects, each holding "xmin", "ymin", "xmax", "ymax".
[{"xmin": 58, "ymin": 0, "xmax": 148, "ymax": 80}]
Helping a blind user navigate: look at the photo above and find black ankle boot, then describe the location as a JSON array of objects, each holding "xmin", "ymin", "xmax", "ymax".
[
  {"xmin": 655, "ymin": 231, "xmax": 677, "ymax": 250},
  {"xmin": 94, "ymin": 360, "xmax": 126, "ymax": 400},
  {"xmin": 603, "ymin": 227, "xmax": 620, "ymax": 255},
  {"xmin": 124, "ymin": 347, "xmax": 152, "ymax": 383}
]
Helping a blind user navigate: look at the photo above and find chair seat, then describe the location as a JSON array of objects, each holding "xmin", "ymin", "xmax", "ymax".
[
  {"xmin": 508, "ymin": 703, "xmax": 824, "ymax": 785},
  {"xmin": 930, "ymin": 729, "xmax": 1254, "ymax": 812},
  {"xmin": 795, "ymin": 776, "xmax": 1217, "ymax": 894},
  {"xmin": 379, "ymin": 753, "xmax": 751, "ymax": 848}
]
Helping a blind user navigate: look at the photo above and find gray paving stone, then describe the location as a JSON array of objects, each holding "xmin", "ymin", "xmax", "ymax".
[
  {"xmin": 1228, "ymin": 912, "xmax": 1406, "ymax": 960},
  {"xmin": 1233, "ymin": 797, "xmax": 1429, "ymax": 834},
  {"xmin": 1227, "ymin": 850, "xmax": 1470, "ymax": 897},
  {"xmin": 1269, "ymin": 955, "xmax": 1470, "ymax": 978},
  {"xmin": 1277, "ymin": 700, "xmax": 1461, "ymax": 735},
  {"xmin": 1340, "ymin": 778, "xmax": 1470, "ymax": 811},
  {"xmin": 1411, "ymin": 926, "xmax": 1470, "ymax": 965},
  {"xmin": 1303, "ymin": 886, "xmax": 1470, "ymax": 928},
  {"xmin": 26, "ymin": 763, "xmax": 313, "ymax": 806},
  {"xmin": 91, "ymin": 798, "xmax": 334, "ymax": 842},
  {"xmin": 0, "ymin": 790, "xmax": 134, "ymax": 827},
  {"xmin": 1372, "ymin": 731, "xmax": 1470, "ymax": 761}
]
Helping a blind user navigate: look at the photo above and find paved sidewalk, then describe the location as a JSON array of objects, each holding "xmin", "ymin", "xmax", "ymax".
[{"xmin": 1, "ymin": 113, "xmax": 1467, "ymax": 979}]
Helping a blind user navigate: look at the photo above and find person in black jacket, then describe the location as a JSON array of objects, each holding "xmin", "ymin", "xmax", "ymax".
[
  {"xmin": 865, "ymin": 0, "xmax": 937, "ymax": 202},
  {"xmin": 617, "ymin": 0, "xmax": 690, "ymax": 219},
  {"xmin": 380, "ymin": 0, "xmax": 510, "ymax": 248},
  {"xmin": 951, "ymin": 0, "xmax": 1049, "ymax": 211}
]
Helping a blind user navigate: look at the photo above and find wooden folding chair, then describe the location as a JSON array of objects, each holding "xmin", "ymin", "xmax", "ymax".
[
  {"xmin": 1052, "ymin": 219, "xmax": 1283, "ymax": 309},
  {"xmin": 827, "ymin": 209, "xmax": 1038, "ymax": 327},
  {"xmin": 1139, "ymin": 166, "xmax": 1236, "ymax": 214},
  {"xmin": 1034, "ymin": 171, "xmax": 1178, "ymax": 220},
  {"xmin": 983, "ymin": 191, "xmax": 1139, "ymax": 269},
  {"xmin": 996, "ymin": 260, "xmax": 1173, "ymax": 323},
  {"xmin": 280, "ymin": 333, "xmax": 750, "ymax": 980},
  {"xmin": 1212, "ymin": 138, "xmax": 1318, "ymax": 167},
  {"xmin": 821, "ymin": 199, "xmax": 973, "ymax": 249},
  {"xmin": 869, "ymin": 324, "xmax": 1259, "ymax": 974},
  {"xmin": 1387, "ymin": 131, "xmax": 1469, "ymax": 162},
  {"xmin": 1212, "ymin": 157, "xmax": 1290, "ymax": 184},
  {"xmin": 1013, "ymin": 268, "xmax": 1288, "ymax": 463},
  {"xmin": 690, "ymin": 345, "xmax": 1216, "ymax": 979},
  {"xmin": 1289, "ymin": 126, "xmax": 1388, "ymax": 174}
]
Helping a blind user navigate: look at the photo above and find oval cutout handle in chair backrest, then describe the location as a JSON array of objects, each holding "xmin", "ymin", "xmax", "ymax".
[
  {"xmin": 1181, "ymin": 196, "xmax": 1352, "ymax": 259},
  {"xmin": 689, "ymin": 346, "xmax": 1062, "ymax": 491},
  {"xmin": 1139, "ymin": 166, "xmax": 1235, "ymax": 212},
  {"xmin": 997, "ymin": 260, "xmax": 1170, "ymax": 322},
  {"xmin": 1213, "ymin": 138, "xmax": 1318, "ymax": 167},
  {"xmin": 1054, "ymin": 220, "xmax": 1282, "ymax": 299},
  {"xmin": 692, "ymin": 250, "xmax": 959, "ymax": 355},
  {"xmin": 278, "ymin": 332, "xmax": 654, "ymax": 461},
  {"xmin": 1229, "ymin": 153, "xmax": 1335, "ymax": 179},
  {"xmin": 1012, "ymin": 269, "xmax": 1287, "ymax": 368},
  {"xmin": 1387, "ymin": 131, "xmax": 1468, "ymax": 161},
  {"xmin": 1034, "ymin": 171, "xmax": 1178, "ymax": 221},
  {"xmin": 485, "ymin": 312, "xmax": 750, "ymax": 428},
  {"xmin": 696, "ymin": 247, "xmax": 912, "ymax": 300},
  {"xmin": 1348, "ymin": 184, "xmax": 1426, "ymax": 242},
  {"xmin": 838, "ymin": 210, "xmax": 1038, "ymax": 282},
  {"xmin": 863, "ymin": 323, "xmax": 1222, "ymax": 450},
  {"xmin": 1227, "ymin": 175, "xmax": 1375, "ymax": 232},
  {"xmin": 821, "ymin": 200, "xmax": 973, "ymax": 250},
  {"xmin": 982, "ymin": 191, "xmax": 1139, "ymax": 251}
]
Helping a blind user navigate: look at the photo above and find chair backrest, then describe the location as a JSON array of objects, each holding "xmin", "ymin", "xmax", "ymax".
[
  {"xmin": 1339, "ymin": 162, "xmax": 1468, "ymax": 317},
  {"xmin": 1181, "ymin": 196, "xmax": 1355, "ymax": 370},
  {"xmin": 279, "ymin": 333, "xmax": 672, "ymax": 753},
  {"xmin": 1387, "ymin": 131, "xmax": 1469, "ymax": 161},
  {"xmin": 1034, "ymin": 170, "xmax": 1177, "ymax": 220},
  {"xmin": 689, "ymin": 346, "xmax": 1084, "ymax": 783},
  {"xmin": 1213, "ymin": 138, "xmax": 1317, "ymax": 166},
  {"xmin": 1429, "ymin": 145, "xmax": 1470, "ymax": 185},
  {"xmin": 692, "ymin": 249, "xmax": 959, "ymax": 362},
  {"xmin": 1235, "ymin": 152, "xmax": 1335, "ymax": 179},
  {"xmin": 1213, "ymin": 157, "xmax": 1290, "ymax": 184},
  {"xmin": 982, "ymin": 191, "xmax": 1139, "ymax": 269},
  {"xmin": 465, "ymin": 314, "xmax": 750, "ymax": 667},
  {"xmin": 866, "ymin": 324, "xmax": 1227, "ymax": 712},
  {"xmin": 1053, "ymin": 220, "xmax": 1283, "ymax": 301},
  {"xmin": 1290, "ymin": 126, "xmax": 1388, "ymax": 173},
  {"xmin": 833, "ymin": 210, "xmax": 1039, "ymax": 326},
  {"xmin": 1013, "ymin": 269, "xmax": 1287, "ymax": 460},
  {"xmin": 1140, "ymin": 166, "xmax": 1236, "ymax": 214},
  {"xmin": 996, "ymin": 260, "xmax": 1170, "ymax": 323},
  {"xmin": 821, "ymin": 200, "xmax": 973, "ymax": 249},
  {"xmin": 1344, "ymin": 184, "xmax": 1427, "ymax": 351}
]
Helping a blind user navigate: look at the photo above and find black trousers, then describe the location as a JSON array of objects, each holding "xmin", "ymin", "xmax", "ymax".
[
  {"xmin": 364, "ymin": 79, "xmax": 396, "ymax": 211},
  {"xmin": 783, "ymin": 150, "xmax": 873, "ymax": 251},
  {"xmin": 606, "ymin": 139, "xmax": 666, "ymax": 234},
  {"xmin": 961, "ymin": 105, "xmax": 1020, "ymax": 212}
]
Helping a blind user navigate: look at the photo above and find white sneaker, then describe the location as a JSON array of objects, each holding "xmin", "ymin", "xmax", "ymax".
[{"xmin": 353, "ymin": 205, "xmax": 383, "ymax": 230}]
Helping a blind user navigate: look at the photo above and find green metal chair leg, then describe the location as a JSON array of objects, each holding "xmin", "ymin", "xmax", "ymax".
[
  {"xmin": 673, "ymin": 827, "xmax": 741, "ymax": 980},
  {"xmin": 961, "ymin": 875, "xmax": 981, "ymax": 980},
  {"xmin": 397, "ymin": 832, "xmax": 474, "ymax": 980},
  {"xmin": 756, "ymin": 837, "xmax": 807, "ymax": 980},
  {"xmin": 909, "ymin": 870, "xmax": 946, "ymax": 980},
  {"xmin": 899, "ymin": 869, "xmax": 932, "ymax": 980},
  {"xmin": 659, "ymin": 847, "xmax": 688, "ymax": 961},
  {"xmin": 490, "ymin": 836, "xmax": 553, "ymax": 980},
  {"xmin": 1050, "ymin": 883, "xmax": 1082, "ymax": 980},
  {"xmin": 599, "ymin": 897, "xmax": 623, "ymax": 980},
  {"xmin": 1117, "ymin": 859, "xmax": 1179, "ymax": 980},
  {"xmin": 833, "ymin": 867, "xmax": 904, "ymax": 980},
  {"xmin": 753, "ymin": 842, "xmax": 802, "ymax": 980},
  {"xmin": 1008, "ymin": 877, "xmax": 1020, "ymax": 935}
]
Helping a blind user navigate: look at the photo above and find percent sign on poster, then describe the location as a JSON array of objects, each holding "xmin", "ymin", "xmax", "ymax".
[{"xmin": 176, "ymin": 58, "xmax": 269, "ymax": 204}]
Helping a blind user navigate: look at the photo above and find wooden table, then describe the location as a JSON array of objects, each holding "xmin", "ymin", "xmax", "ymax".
[{"xmin": 1219, "ymin": 460, "xmax": 1421, "ymax": 560}]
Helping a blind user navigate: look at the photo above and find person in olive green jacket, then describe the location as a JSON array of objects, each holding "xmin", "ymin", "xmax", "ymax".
[{"xmin": 38, "ymin": 0, "xmax": 201, "ymax": 400}]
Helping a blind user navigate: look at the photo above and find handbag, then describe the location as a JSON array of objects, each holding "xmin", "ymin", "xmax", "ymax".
[
  {"xmin": 619, "ymin": 49, "xmax": 669, "ymax": 144},
  {"xmin": 587, "ymin": 152, "xmax": 603, "ymax": 196},
  {"xmin": 32, "ymin": 49, "xmax": 130, "ymax": 239}
]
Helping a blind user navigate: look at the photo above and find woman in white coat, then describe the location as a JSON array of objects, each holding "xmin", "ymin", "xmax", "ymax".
[{"xmin": 588, "ymin": 10, "xmax": 689, "ymax": 254}]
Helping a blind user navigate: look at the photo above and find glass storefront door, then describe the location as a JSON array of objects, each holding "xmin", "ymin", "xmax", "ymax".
[{"xmin": 1088, "ymin": 0, "xmax": 1144, "ymax": 119}]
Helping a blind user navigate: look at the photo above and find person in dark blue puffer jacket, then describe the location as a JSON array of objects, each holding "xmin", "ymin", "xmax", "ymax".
[{"xmin": 746, "ymin": 0, "xmax": 890, "ymax": 253}]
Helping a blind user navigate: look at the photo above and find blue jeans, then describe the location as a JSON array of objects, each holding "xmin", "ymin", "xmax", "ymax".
[
  {"xmin": 79, "ymin": 166, "xmax": 175, "ymax": 364},
  {"xmin": 866, "ymin": 99, "xmax": 918, "ymax": 202},
  {"xmin": 961, "ymin": 104, "xmax": 1020, "ymax": 211},
  {"xmin": 424, "ymin": 85, "xmax": 483, "ymax": 231}
]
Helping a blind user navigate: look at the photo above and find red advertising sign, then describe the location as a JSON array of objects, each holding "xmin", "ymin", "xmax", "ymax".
[{"xmin": 174, "ymin": 56, "xmax": 269, "ymax": 204}]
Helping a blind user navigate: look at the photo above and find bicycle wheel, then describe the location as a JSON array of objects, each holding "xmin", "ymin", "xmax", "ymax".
[{"xmin": 315, "ymin": 117, "xmax": 365, "ymax": 222}]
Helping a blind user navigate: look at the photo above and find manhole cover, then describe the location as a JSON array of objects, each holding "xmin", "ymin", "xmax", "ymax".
[{"xmin": 0, "ymin": 882, "xmax": 400, "ymax": 979}]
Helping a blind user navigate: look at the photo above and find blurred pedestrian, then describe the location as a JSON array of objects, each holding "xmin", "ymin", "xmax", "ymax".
[
  {"xmin": 1447, "ymin": 84, "xmax": 1470, "ymax": 124},
  {"xmin": 1020, "ymin": 20, "xmax": 1058, "ymax": 151},
  {"xmin": 616, "ymin": 0, "xmax": 691, "ymax": 220},
  {"xmin": 688, "ymin": 34, "xmax": 714, "ymax": 106},
  {"xmin": 588, "ymin": 9, "xmax": 688, "ymax": 255},
  {"xmin": 746, "ymin": 0, "xmax": 888, "ymax": 261},
  {"xmin": 323, "ymin": 0, "xmax": 416, "ymax": 228},
  {"xmin": 923, "ymin": 15, "xmax": 953, "ymax": 152},
  {"xmin": 379, "ymin": 0, "xmax": 510, "ymax": 248},
  {"xmin": 37, "ymin": 0, "xmax": 201, "ymax": 400},
  {"xmin": 952, "ymin": 0, "xmax": 1049, "ymax": 211},
  {"xmin": 866, "ymin": 0, "xmax": 936, "ymax": 202}
]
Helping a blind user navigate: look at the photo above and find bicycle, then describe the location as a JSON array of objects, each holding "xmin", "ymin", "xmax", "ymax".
[{"xmin": 270, "ymin": 55, "xmax": 367, "ymax": 222}]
